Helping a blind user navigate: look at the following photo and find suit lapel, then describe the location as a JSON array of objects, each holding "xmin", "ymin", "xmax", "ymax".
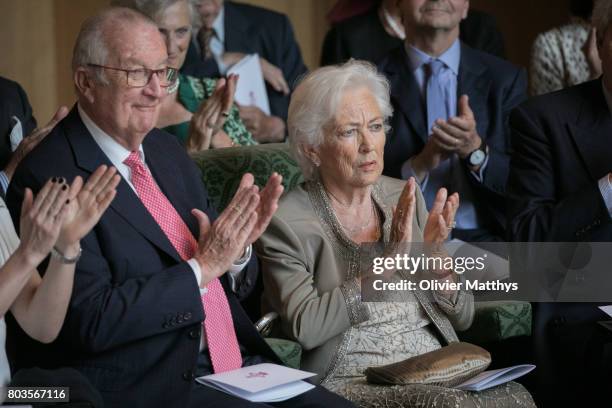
[
  {"xmin": 65, "ymin": 108, "xmax": 182, "ymax": 262},
  {"xmin": 224, "ymin": 2, "xmax": 252, "ymax": 52},
  {"xmin": 457, "ymin": 45, "xmax": 491, "ymax": 138},
  {"xmin": 385, "ymin": 47, "xmax": 428, "ymax": 143},
  {"xmin": 568, "ymin": 80, "xmax": 612, "ymax": 181}
]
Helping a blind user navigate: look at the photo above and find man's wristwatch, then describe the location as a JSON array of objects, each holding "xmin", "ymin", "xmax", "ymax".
[{"xmin": 466, "ymin": 139, "xmax": 487, "ymax": 168}]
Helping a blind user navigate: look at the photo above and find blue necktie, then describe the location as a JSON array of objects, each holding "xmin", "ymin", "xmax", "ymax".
[
  {"xmin": 423, "ymin": 59, "xmax": 479, "ymax": 229},
  {"xmin": 424, "ymin": 59, "xmax": 451, "ymax": 208},
  {"xmin": 426, "ymin": 59, "xmax": 448, "ymax": 133}
]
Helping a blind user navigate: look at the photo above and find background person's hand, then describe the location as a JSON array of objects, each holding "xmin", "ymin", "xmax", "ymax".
[
  {"xmin": 411, "ymin": 137, "xmax": 449, "ymax": 181},
  {"xmin": 222, "ymin": 52, "xmax": 247, "ymax": 68},
  {"xmin": 237, "ymin": 105, "xmax": 285, "ymax": 142},
  {"xmin": 4, "ymin": 106, "xmax": 69, "ymax": 180},
  {"xmin": 187, "ymin": 75, "xmax": 237, "ymax": 152},
  {"xmin": 431, "ymin": 95, "xmax": 481, "ymax": 159},
  {"xmin": 260, "ymin": 58, "xmax": 289, "ymax": 95},
  {"xmin": 17, "ymin": 177, "xmax": 71, "ymax": 267},
  {"xmin": 192, "ymin": 173, "xmax": 260, "ymax": 286},
  {"xmin": 55, "ymin": 165, "xmax": 120, "ymax": 254}
]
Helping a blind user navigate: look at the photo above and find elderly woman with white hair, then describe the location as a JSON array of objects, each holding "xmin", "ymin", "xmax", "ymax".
[{"xmin": 256, "ymin": 60, "xmax": 535, "ymax": 407}]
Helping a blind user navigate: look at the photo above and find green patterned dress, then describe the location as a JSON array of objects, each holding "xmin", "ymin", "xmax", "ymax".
[{"xmin": 162, "ymin": 74, "xmax": 256, "ymax": 146}]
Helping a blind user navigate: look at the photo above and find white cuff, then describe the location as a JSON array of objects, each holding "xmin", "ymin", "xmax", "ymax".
[
  {"xmin": 469, "ymin": 153, "xmax": 490, "ymax": 182},
  {"xmin": 227, "ymin": 245, "xmax": 251, "ymax": 292},
  {"xmin": 187, "ymin": 245, "xmax": 251, "ymax": 295},
  {"xmin": 0, "ymin": 171, "xmax": 9, "ymax": 196},
  {"xmin": 187, "ymin": 258, "xmax": 208, "ymax": 295},
  {"xmin": 598, "ymin": 174, "xmax": 612, "ymax": 218}
]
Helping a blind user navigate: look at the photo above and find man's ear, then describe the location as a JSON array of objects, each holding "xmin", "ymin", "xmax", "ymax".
[
  {"xmin": 74, "ymin": 67, "xmax": 96, "ymax": 104},
  {"xmin": 462, "ymin": 1, "xmax": 470, "ymax": 20}
]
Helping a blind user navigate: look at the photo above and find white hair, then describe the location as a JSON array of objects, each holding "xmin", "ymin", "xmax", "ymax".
[
  {"xmin": 593, "ymin": 0, "xmax": 612, "ymax": 45},
  {"xmin": 287, "ymin": 60, "xmax": 393, "ymax": 180},
  {"xmin": 72, "ymin": 7, "xmax": 158, "ymax": 83}
]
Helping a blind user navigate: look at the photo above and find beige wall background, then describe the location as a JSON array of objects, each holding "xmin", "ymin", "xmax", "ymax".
[{"xmin": 1, "ymin": 0, "xmax": 572, "ymax": 123}]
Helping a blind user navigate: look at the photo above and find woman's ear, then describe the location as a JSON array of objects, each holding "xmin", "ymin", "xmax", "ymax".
[{"xmin": 301, "ymin": 144, "xmax": 321, "ymax": 167}]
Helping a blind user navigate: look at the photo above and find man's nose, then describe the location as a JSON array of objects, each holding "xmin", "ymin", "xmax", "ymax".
[{"xmin": 143, "ymin": 71, "xmax": 164, "ymax": 98}]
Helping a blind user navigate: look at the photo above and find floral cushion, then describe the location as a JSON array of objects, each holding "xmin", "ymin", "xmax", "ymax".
[
  {"xmin": 459, "ymin": 301, "xmax": 532, "ymax": 344},
  {"xmin": 191, "ymin": 143, "xmax": 303, "ymax": 213},
  {"xmin": 264, "ymin": 338, "xmax": 302, "ymax": 370}
]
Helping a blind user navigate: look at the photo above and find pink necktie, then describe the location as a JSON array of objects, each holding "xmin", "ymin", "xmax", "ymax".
[{"xmin": 124, "ymin": 151, "xmax": 242, "ymax": 373}]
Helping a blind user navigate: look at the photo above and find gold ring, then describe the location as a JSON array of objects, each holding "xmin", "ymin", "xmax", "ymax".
[{"xmin": 447, "ymin": 221, "xmax": 457, "ymax": 230}]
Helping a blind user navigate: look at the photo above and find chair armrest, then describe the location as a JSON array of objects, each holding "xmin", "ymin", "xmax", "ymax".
[{"xmin": 458, "ymin": 301, "xmax": 532, "ymax": 344}]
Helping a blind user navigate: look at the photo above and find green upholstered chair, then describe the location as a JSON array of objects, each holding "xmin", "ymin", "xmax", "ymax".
[{"xmin": 191, "ymin": 143, "xmax": 532, "ymax": 368}]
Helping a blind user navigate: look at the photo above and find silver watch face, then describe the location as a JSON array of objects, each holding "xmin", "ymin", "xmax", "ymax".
[{"xmin": 469, "ymin": 149, "xmax": 486, "ymax": 166}]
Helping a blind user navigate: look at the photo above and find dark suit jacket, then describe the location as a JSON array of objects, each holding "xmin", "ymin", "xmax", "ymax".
[
  {"xmin": 182, "ymin": 1, "xmax": 308, "ymax": 122},
  {"xmin": 507, "ymin": 80, "xmax": 612, "ymax": 406},
  {"xmin": 5, "ymin": 107, "xmax": 278, "ymax": 408},
  {"xmin": 320, "ymin": 8, "xmax": 506, "ymax": 67},
  {"xmin": 0, "ymin": 76, "xmax": 36, "ymax": 171},
  {"xmin": 378, "ymin": 44, "xmax": 527, "ymax": 239},
  {"xmin": 508, "ymin": 79, "xmax": 612, "ymax": 242}
]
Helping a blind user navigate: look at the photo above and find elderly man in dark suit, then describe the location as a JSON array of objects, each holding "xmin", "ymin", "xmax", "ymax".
[
  {"xmin": 508, "ymin": 0, "xmax": 612, "ymax": 405},
  {"xmin": 378, "ymin": 0, "xmax": 526, "ymax": 242},
  {"xmin": 5, "ymin": 7, "xmax": 354, "ymax": 408},
  {"xmin": 0, "ymin": 77, "xmax": 67, "ymax": 198},
  {"xmin": 182, "ymin": 0, "xmax": 307, "ymax": 142}
]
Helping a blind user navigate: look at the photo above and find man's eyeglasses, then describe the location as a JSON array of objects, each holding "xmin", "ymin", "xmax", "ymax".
[{"xmin": 87, "ymin": 64, "xmax": 178, "ymax": 88}]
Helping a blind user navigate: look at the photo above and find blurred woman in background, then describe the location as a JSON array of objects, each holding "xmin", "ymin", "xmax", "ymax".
[{"xmin": 530, "ymin": 0, "xmax": 600, "ymax": 95}]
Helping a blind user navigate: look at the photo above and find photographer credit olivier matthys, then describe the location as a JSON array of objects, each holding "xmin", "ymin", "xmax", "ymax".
[{"xmin": 372, "ymin": 278, "xmax": 517, "ymax": 293}]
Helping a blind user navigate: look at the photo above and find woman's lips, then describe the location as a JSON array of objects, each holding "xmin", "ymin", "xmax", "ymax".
[{"xmin": 359, "ymin": 160, "xmax": 377, "ymax": 170}]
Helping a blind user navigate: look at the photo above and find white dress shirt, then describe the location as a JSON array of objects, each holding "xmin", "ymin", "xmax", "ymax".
[{"xmin": 597, "ymin": 83, "xmax": 612, "ymax": 217}]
